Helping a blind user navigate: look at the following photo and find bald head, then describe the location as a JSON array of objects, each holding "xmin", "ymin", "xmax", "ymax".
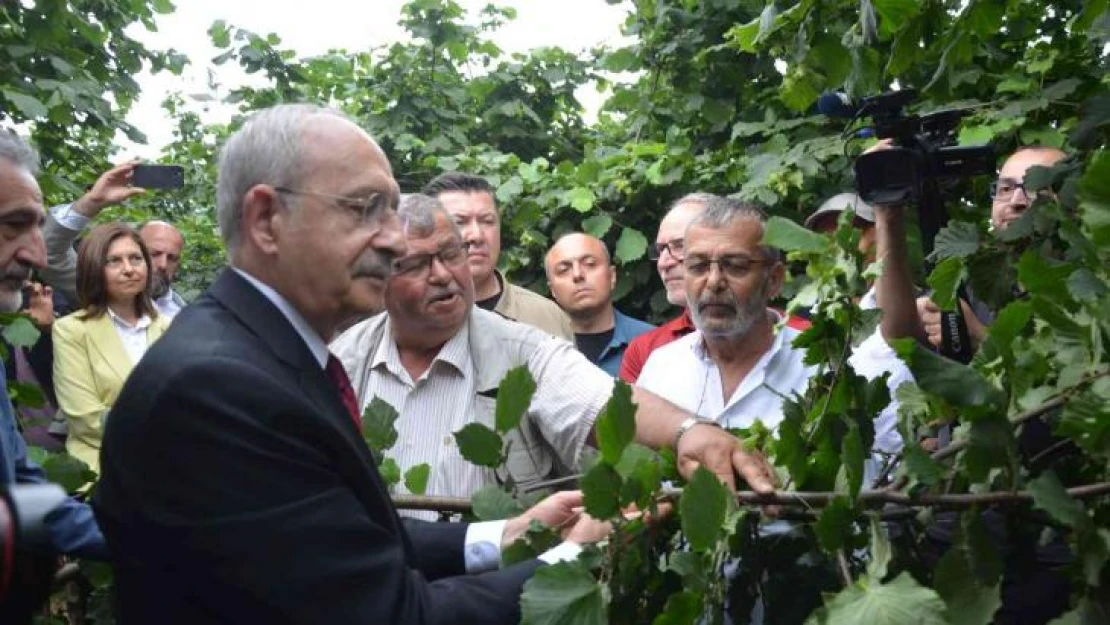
[
  {"xmin": 657, "ymin": 193, "xmax": 714, "ymax": 306},
  {"xmin": 545, "ymin": 232, "xmax": 616, "ymax": 323},
  {"xmin": 991, "ymin": 146, "xmax": 1067, "ymax": 230},
  {"xmin": 139, "ymin": 220, "xmax": 185, "ymax": 298}
]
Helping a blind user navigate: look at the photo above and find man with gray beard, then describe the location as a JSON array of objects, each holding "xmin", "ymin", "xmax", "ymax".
[
  {"xmin": 0, "ymin": 130, "xmax": 107, "ymax": 558},
  {"xmin": 636, "ymin": 197, "xmax": 908, "ymax": 475}
]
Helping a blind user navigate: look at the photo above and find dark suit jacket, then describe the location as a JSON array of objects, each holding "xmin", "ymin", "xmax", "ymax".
[{"xmin": 93, "ymin": 269, "xmax": 541, "ymax": 624}]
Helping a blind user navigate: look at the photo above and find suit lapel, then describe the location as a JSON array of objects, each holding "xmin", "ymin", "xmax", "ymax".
[
  {"xmin": 207, "ymin": 269, "xmax": 405, "ymax": 533},
  {"xmin": 89, "ymin": 314, "xmax": 133, "ymax": 384}
]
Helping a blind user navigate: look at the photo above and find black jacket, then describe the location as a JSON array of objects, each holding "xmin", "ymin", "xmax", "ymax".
[{"xmin": 94, "ymin": 269, "xmax": 540, "ymax": 624}]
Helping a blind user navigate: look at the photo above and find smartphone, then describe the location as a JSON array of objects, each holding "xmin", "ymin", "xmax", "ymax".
[{"xmin": 132, "ymin": 164, "xmax": 185, "ymax": 190}]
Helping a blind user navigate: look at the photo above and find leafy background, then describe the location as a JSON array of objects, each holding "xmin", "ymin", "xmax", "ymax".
[{"xmin": 3, "ymin": 0, "xmax": 1109, "ymax": 624}]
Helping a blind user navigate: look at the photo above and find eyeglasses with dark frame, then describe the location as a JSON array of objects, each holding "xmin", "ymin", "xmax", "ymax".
[
  {"xmin": 648, "ymin": 238, "xmax": 685, "ymax": 261},
  {"xmin": 683, "ymin": 255, "xmax": 771, "ymax": 280},
  {"xmin": 989, "ymin": 179, "xmax": 1052, "ymax": 202},
  {"xmin": 392, "ymin": 242, "xmax": 471, "ymax": 278},
  {"xmin": 274, "ymin": 187, "xmax": 393, "ymax": 225}
]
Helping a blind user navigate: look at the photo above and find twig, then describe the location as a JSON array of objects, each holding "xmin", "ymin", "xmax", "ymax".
[
  {"xmin": 835, "ymin": 550, "xmax": 853, "ymax": 587},
  {"xmin": 931, "ymin": 396, "xmax": 1066, "ymax": 463},
  {"xmin": 391, "ymin": 482, "xmax": 1110, "ymax": 515}
]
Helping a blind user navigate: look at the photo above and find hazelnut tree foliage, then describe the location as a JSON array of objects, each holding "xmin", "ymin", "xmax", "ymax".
[{"xmin": 3, "ymin": 0, "xmax": 1109, "ymax": 623}]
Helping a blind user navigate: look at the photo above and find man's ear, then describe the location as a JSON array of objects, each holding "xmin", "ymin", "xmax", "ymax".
[
  {"xmin": 766, "ymin": 258, "xmax": 787, "ymax": 300},
  {"xmin": 241, "ymin": 185, "xmax": 284, "ymax": 256},
  {"xmin": 609, "ymin": 265, "xmax": 618, "ymax": 291}
]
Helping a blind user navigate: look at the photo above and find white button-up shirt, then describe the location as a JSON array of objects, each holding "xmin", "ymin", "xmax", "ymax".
[
  {"xmin": 106, "ymin": 309, "xmax": 154, "ymax": 365},
  {"xmin": 637, "ymin": 316, "xmax": 810, "ymax": 430}
]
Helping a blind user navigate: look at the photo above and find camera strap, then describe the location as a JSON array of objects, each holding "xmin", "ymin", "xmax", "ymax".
[{"xmin": 938, "ymin": 285, "xmax": 974, "ymax": 364}]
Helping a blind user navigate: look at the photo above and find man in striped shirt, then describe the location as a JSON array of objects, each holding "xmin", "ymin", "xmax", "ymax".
[{"xmin": 331, "ymin": 194, "xmax": 776, "ymax": 512}]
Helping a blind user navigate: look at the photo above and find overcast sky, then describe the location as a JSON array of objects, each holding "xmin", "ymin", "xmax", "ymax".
[{"xmin": 123, "ymin": 0, "xmax": 632, "ymax": 157}]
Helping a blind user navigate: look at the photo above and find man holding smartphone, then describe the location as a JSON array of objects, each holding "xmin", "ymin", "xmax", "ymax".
[{"xmin": 38, "ymin": 162, "xmax": 187, "ymax": 319}]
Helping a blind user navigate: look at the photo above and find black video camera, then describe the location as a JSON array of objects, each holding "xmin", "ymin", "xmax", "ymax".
[
  {"xmin": 850, "ymin": 89, "xmax": 996, "ymax": 206},
  {"xmin": 1, "ymin": 484, "xmax": 67, "ymax": 624}
]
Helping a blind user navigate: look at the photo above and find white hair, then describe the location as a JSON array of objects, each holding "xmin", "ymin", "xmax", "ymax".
[
  {"xmin": 0, "ymin": 130, "xmax": 40, "ymax": 176},
  {"xmin": 215, "ymin": 103, "xmax": 353, "ymax": 256}
]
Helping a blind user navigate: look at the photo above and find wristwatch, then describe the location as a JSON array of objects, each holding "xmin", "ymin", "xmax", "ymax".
[{"xmin": 674, "ymin": 416, "xmax": 722, "ymax": 450}]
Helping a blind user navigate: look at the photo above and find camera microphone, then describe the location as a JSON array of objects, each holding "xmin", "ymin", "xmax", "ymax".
[{"xmin": 816, "ymin": 92, "xmax": 858, "ymax": 118}]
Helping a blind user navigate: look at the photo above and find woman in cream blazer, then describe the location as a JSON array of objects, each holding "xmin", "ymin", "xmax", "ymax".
[{"xmin": 54, "ymin": 223, "xmax": 170, "ymax": 473}]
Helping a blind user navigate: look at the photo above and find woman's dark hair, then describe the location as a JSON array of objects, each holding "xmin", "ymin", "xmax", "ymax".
[{"xmin": 75, "ymin": 222, "xmax": 158, "ymax": 321}]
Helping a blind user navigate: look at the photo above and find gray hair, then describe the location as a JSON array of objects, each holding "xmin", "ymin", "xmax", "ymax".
[
  {"xmin": 0, "ymin": 130, "xmax": 40, "ymax": 176},
  {"xmin": 216, "ymin": 103, "xmax": 353, "ymax": 256},
  {"xmin": 668, "ymin": 192, "xmax": 718, "ymax": 214},
  {"xmin": 397, "ymin": 193, "xmax": 462, "ymax": 239},
  {"xmin": 686, "ymin": 196, "xmax": 779, "ymax": 261}
]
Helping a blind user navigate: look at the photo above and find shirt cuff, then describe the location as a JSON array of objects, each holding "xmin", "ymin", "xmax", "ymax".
[
  {"xmin": 463, "ymin": 520, "xmax": 506, "ymax": 574},
  {"xmin": 538, "ymin": 541, "xmax": 583, "ymax": 565},
  {"xmin": 51, "ymin": 204, "xmax": 91, "ymax": 231}
]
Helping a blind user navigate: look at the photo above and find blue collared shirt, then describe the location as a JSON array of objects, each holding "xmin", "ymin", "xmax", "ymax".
[
  {"xmin": 0, "ymin": 358, "xmax": 108, "ymax": 559},
  {"xmin": 593, "ymin": 310, "xmax": 656, "ymax": 377}
]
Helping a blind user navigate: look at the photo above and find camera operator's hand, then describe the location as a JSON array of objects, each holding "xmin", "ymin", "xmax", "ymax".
[
  {"xmin": 71, "ymin": 161, "xmax": 145, "ymax": 218},
  {"xmin": 917, "ymin": 296, "xmax": 987, "ymax": 351}
]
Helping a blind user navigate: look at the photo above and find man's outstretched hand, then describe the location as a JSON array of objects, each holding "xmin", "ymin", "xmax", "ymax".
[
  {"xmin": 72, "ymin": 161, "xmax": 145, "ymax": 218},
  {"xmin": 676, "ymin": 423, "xmax": 779, "ymax": 515}
]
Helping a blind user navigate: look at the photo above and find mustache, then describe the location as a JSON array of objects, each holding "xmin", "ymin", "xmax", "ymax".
[
  {"xmin": 0, "ymin": 264, "xmax": 32, "ymax": 283},
  {"xmin": 696, "ymin": 292, "xmax": 739, "ymax": 312},
  {"xmin": 425, "ymin": 285, "xmax": 462, "ymax": 304},
  {"xmin": 351, "ymin": 252, "xmax": 393, "ymax": 280}
]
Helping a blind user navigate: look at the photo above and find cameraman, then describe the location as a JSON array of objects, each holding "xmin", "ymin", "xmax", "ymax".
[
  {"xmin": 869, "ymin": 141, "xmax": 1072, "ymax": 625},
  {"xmin": 0, "ymin": 131, "xmax": 108, "ymax": 560},
  {"xmin": 915, "ymin": 146, "xmax": 1067, "ymax": 351}
]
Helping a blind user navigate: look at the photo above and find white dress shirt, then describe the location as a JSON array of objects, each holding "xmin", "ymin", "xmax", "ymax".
[
  {"xmin": 639, "ymin": 308, "xmax": 909, "ymax": 484},
  {"xmin": 106, "ymin": 309, "xmax": 153, "ymax": 365},
  {"xmin": 232, "ymin": 269, "xmax": 579, "ymax": 569}
]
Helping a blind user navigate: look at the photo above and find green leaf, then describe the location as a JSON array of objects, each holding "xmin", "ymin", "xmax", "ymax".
[
  {"xmin": 680, "ymin": 467, "xmax": 729, "ymax": 553},
  {"xmin": 521, "ymin": 560, "xmax": 606, "ymax": 625},
  {"xmin": 497, "ymin": 176, "xmax": 525, "ymax": 203},
  {"xmin": 652, "ymin": 590, "xmax": 703, "ymax": 625},
  {"xmin": 361, "ymin": 397, "xmax": 400, "ymax": 454},
  {"xmin": 453, "ymin": 423, "xmax": 504, "ymax": 468},
  {"xmin": 764, "ymin": 216, "xmax": 828, "ymax": 254},
  {"xmin": 2, "ymin": 316, "xmax": 41, "ymax": 349},
  {"xmin": 42, "ymin": 453, "xmax": 97, "ymax": 493},
  {"xmin": 902, "ymin": 444, "xmax": 943, "ymax": 486},
  {"xmin": 8, "ymin": 381, "xmax": 46, "ymax": 409},
  {"xmin": 867, "ymin": 516, "xmax": 892, "ymax": 580},
  {"xmin": 1017, "ymin": 251, "xmax": 1075, "ymax": 302},
  {"xmin": 933, "ymin": 547, "xmax": 1002, "ymax": 625},
  {"xmin": 890, "ymin": 339, "xmax": 1005, "ymax": 410},
  {"xmin": 615, "ymin": 227, "xmax": 648, "ymax": 264},
  {"xmin": 208, "ymin": 20, "xmax": 231, "ymax": 47},
  {"xmin": 1066, "ymin": 268, "xmax": 1109, "ymax": 302},
  {"xmin": 566, "ymin": 187, "xmax": 596, "ymax": 212},
  {"xmin": 841, "ymin": 421, "xmax": 864, "ymax": 500},
  {"xmin": 581, "ymin": 214, "xmax": 613, "ymax": 238},
  {"xmin": 726, "ymin": 17, "xmax": 762, "ymax": 52},
  {"xmin": 471, "ymin": 484, "xmax": 524, "ymax": 521},
  {"xmin": 872, "ymin": 0, "xmax": 922, "ymax": 38},
  {"xmin": 581, "ymin": 462, "xmax": 623, "ymax": 519},
  {"xmin": 926, "ymin": 257, "xmax": 967, "ymax": 311},
  {"xmin": 379, "ymin": 457, "xmax": 400, "ymax": 488},
  {"xmin": 403, "ymin": 463, "xmax": 430, "ymax": 495},
  {"xmin": 151, "ymin": 0, "xmax": 174, "ymax": 14},
  {"xmin": 2, "ymin": 89, "xmax": 49, "ymax": 119},
  {"xmin": 595, "ymin": 380, "xmax": 636, "ymax": 464},
  {"xmin": 806, "ymin": 573, "xmax": 948, "ymax": 625},
  {"xmin": 495, "ymin": 366, "xmax": 536, "ymax": 434},
  {"xmin": 814, "ymin": 496, "xmax": 855, "ymax": 553},
  {"xmin": 963, "ymin": 417, "xmax": 1016, "ymax": 482},
  {"xmin": 1057, "ymin": 378, "xmax": 1110, "ymax": 460},
  {"xmin": 1027, "ymin": 470, "xmax": 1087, "ymax": 528},
  {"xmin": 930, "ymin": 221, "xmax": 980, "ymax": 261}
]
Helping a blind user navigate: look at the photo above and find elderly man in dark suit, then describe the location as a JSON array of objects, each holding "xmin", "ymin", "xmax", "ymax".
[{"xmin": 94, "ymin": 103, "xmax": 774, "ymax": 624}]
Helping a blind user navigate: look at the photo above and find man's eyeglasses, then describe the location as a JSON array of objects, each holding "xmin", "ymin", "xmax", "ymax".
[
  {"xmin": 392, "ymin": 243, "xmax": 470, "ymax": 278},
  {"xmin": 274, "ymin": 187, "xmax": 392, "ymax": 225},
  {"xmin": 684, "ymin": 255, "xmax": 770, "ymax": 280},
  {"xmin": 989, "ymin": 180, "xmax": 1052, "ymax": 202},
  {"xmin": 648, "ymin": 238, "xmax": 685, "ymax": 261}
]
